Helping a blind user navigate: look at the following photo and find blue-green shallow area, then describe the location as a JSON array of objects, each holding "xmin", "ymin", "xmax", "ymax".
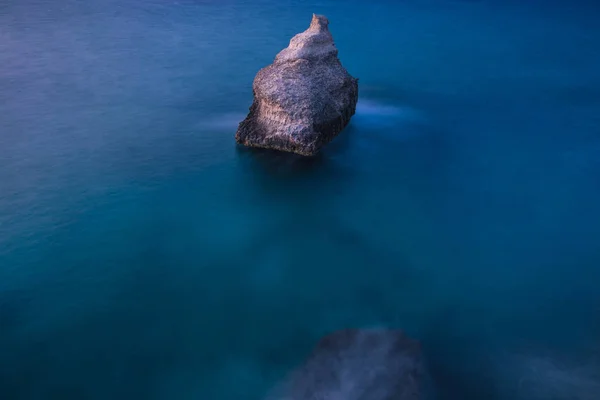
[{"xmin": 1, "ymin": 0, "xmax": 600, "ymax": 399}]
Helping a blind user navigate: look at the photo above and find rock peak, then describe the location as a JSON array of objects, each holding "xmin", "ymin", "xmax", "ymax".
[
  {"xmin": 309, "ymin": 14, "xmax": 329, "ymax": 32},
  {"xmin": 275, "ymin": 14, "xmax": 337, "ymax": 63}
]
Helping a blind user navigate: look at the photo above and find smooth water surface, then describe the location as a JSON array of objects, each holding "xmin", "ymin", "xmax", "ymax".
[{"xmin": 1, "ymin": 1, "xmax": 600, "ymax": 399}]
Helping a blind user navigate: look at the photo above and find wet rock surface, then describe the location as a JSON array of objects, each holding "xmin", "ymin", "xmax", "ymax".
[
  {"xmin": 267, "ymin": 329, "xmax": 425, "ymax": 400},
  {"xmin": 236, "ymin": 14, "xmax": 358, "ymax": 156}
]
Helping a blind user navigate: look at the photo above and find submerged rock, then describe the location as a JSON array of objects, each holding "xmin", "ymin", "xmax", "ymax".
[
  {"xmin": 236, "ymin": 14, "xmax": 358, "ymax": 156},
  {"xmin": 267, "ymin": 329, "xmax": 425, "ymax": 400}
]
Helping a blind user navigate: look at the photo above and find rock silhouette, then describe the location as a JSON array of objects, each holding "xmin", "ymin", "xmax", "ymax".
[
  {"xmin": 266, "ymin": 329, "xmax": 425, "ymax": 400},
  {"xmin": 236, "ymin": 14, "xmax": 358, "ymax": 156}
]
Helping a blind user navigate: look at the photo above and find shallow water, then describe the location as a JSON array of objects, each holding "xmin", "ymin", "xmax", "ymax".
[{"xmin": 1, "ymin": 1, "xmax": 600, "ymax": 399}]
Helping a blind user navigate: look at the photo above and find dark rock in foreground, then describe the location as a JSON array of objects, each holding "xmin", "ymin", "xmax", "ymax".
[
  {"xmin": 236, "ymin": 14, "xmax": 358, "ymax": 156},
  {"xmin": 267, "ymin": 329, "xmax": 425, "ymax": 400}
]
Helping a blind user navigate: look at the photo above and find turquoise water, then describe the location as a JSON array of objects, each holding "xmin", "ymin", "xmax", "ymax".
[{"xmin": 1, "ymin": 1, "xmax": 600, "ymax": 399}]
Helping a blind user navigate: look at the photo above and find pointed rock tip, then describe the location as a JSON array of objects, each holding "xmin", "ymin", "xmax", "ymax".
[{"xmin": 309, "ymin": 14, "xmax": 329, "ymax": 32}]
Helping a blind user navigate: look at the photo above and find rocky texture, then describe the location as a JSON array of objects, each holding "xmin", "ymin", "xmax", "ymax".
[
  {"xmin": 267, "ymin": 329, "xmax": 425, "ymax": 400},
  {"xmin": 236, "ymin": 14, "xmax": 358, "ymax": 156}
]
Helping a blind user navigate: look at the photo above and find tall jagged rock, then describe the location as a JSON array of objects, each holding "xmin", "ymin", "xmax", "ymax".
[
  {"xmin": 236, "ymin": 14, "xmax": 358, "ymax": 156},
  {"xmin": 266, "ymin": 329, "xmax": 425, "ymax": 400}
]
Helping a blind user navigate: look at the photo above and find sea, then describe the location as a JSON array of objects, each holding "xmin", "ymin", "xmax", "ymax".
[{"xmin": 1, "ymin": 0, "xmax": 600, "ymax": 399}]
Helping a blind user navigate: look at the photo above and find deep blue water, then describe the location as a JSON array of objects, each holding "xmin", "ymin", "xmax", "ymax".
[{"xmin": 1, "ymin": 0, "xmax": 600, "ymax": 399}]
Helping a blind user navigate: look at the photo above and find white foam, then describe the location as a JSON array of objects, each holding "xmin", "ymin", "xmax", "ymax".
[
  {"xmin": 352, "ymin": 100, "xmax": 426, "ymax": 140},
  {"xmin": 355, "ymin": 99, "xmax": 422, "ymax": 121},
  {"xmin": 199, "ymin": 100, "xmax": 422, "ymax": 132},
  {"xmin": 196, "ymin": 113, "xmax": 246, "ymax": 130}
]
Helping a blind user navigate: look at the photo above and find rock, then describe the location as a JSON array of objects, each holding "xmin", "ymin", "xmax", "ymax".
[
  {"xmin": 267, "ymin": 329, "xmax": 425, "ymax": 400},
  {"xmin": 236, "ymin": 14, "xmax": 359, "ymax": 156}
]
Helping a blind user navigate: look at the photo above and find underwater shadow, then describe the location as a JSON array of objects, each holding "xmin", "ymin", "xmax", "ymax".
[
  {"xmin": 236, "ymin": 146, "xmax": 327, "ymax": 177},
  {"xmin": 419, "ymin": 307, "xmax": 502, "ymax": 400},
  {"xmin": 234, "ymin": 140, "xmax": 357, "ymax": 196}
]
